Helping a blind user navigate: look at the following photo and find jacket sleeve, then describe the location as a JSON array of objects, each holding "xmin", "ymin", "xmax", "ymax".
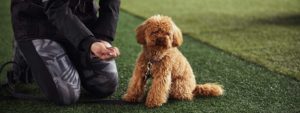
[
  {"xmin": 93, "ymin": 0, "xmax": 120, "ymax": 42},
  {"xmin": 43, "ymin": 0, "xmax": 97, "ymax": 52}
]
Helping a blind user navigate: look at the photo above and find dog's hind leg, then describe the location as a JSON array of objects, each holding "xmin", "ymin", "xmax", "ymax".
[{"xmin": 169, "ymin": 76, "xmax": 196, "ymax": 100}]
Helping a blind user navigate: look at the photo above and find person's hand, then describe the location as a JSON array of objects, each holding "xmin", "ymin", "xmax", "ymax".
[{"xmin": 90, "ymin": 41, "xmax": 120, "ymax": 61}]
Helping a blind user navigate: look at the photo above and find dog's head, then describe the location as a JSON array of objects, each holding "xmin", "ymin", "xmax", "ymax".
[{"xmin": 135, "ymin": 15, "xmax": 183, "ymax": 49}]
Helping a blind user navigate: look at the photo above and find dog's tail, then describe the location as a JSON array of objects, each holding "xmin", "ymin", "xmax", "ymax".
[{"xmin": 193, "ymin": 83, "xmax": 224, "ymax": 97}]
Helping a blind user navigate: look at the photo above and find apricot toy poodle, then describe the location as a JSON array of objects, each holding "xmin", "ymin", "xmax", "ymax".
[{"xmin": 122, "ymin": 15, "xmax": 224, "ymax": 108}]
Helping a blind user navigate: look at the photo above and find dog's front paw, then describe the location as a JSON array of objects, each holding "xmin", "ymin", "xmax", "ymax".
[
  {"xmin": 122, "ymin": 94, "xmax": 139, "ymax": 103},
  {"xmin": 145, "ymin": 100, "xmax": 163, "ymax": 108},
  {"xmin": 145, "ymin": 96, "xmax": 165, "ymax": 108}
]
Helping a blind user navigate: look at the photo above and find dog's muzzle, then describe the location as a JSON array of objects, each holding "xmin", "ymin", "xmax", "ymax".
[{"xmin": 155, "ymin": 38, "xmax": 166, "ymax": 46}]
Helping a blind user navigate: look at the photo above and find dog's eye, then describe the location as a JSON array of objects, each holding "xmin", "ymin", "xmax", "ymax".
[{"xmin": 151, "ymin": 31, "xmax": 158, "ymax": 35}]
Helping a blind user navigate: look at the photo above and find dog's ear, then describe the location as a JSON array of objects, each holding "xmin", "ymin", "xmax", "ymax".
[
  {"xmin": 135, "ymin": 23, "xmax": 147, "ymax": 45},
  {"xmin": 172, "ymin": 23, "xmax": 183, "ymax": 47}
]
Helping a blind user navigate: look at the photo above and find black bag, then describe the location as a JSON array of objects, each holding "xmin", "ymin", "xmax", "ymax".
[
  {"xmin": 12, "ymin": 42, "xmax": 33, "ymax": 84},
  {"xmin": 0, "ymin": 40, "xmax": 34, "ymax": 99}
]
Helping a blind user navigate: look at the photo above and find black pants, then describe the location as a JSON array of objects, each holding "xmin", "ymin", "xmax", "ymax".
[{"xmin": 17, "ymin": 39, "xmax": 118, "ymax": 105}]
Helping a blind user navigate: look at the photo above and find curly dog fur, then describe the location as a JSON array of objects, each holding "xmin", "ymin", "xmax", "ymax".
[{"xmin": 122, "ymin": 15, "xmax": 224, "ymax": 108}]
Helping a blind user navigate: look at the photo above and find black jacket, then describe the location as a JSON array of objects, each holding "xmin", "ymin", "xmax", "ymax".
[{"xmin": 11, "ymin": 0, "xmax": 120, "ymax": 52}]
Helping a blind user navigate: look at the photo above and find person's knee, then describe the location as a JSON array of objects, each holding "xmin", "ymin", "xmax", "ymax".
[
  {"xmin": 84, "ymin": 71, "xmax": 119, "ymax": 98},
  {"xmin": 100, "ymin": 71, "xmax": 119, "ymax": 95}
]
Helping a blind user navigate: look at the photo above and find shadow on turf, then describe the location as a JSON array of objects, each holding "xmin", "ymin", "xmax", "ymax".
[{"xmin": 255, "ymin": 14, "xmax": 300, "ymax": 26}]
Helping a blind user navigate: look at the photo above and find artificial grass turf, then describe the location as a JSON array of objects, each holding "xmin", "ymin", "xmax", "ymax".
[
  {"xmin": 1, "ymin": 1, "xmax": 300, "ymax": 113},
  {"xmin": 121, "ymin": 0, "xmax": 300, "ymax": 80},
  {"xmin": 0, "ymin": 0, "xmax": 13, "ymax": 64},
  {"xmin": 1, "ymin": 11, "xmax": 300, "ymax": 113}
]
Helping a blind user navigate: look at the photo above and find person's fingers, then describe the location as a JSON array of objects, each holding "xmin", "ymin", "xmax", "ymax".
[
  {"xmin": 100, "ymin": 50, "xmax": 118, "ymax": 61},
  {"xmin": 114, "ymin": 47, "xmax": 120, "ymax": 56},
  {"xmin": 102, "ymin": 54, "xmax": 117, "ymax": 61},
  {"xmin": 98, "ymin": 52, "xmax": 111, "ymax": 60},
  {"xmin": 109, "ymin": 52, "xmax": 117, "ymax": 58},
  {"xmin": 94, "ymin": 52, "xmax": 106, "ymax": 60},
  {"xmin": 93, "ymin": 50, "xmax": 111, "ymax": 60},
  {"xmin": 112, "ymin": 48, "xmax": 119, "ymax": 57},
  {"xmin": 108, "ymin": 47, "xmax": 120, "ymax": 57},
  {"xmin": 94, "ymin": 49, "xmax": 107, "ymax": 56}
]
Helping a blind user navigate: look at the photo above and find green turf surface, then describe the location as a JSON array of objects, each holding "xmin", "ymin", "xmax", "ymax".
[
  {"xmin": 0, "ymin": 0, "xmax": 13, "ymax": 64},
  {"xmin": 121, "ymin": 0, "xmax": 300, "ymax": 80},
  {"xmin": 1, "ymin": 1, "xmax": 300, "ymax": 113}
]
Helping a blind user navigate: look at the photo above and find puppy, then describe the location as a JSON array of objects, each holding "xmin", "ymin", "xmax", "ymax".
[{"xmin": 123, "ymin": 15, "xmax": 224, "ymax": 108}]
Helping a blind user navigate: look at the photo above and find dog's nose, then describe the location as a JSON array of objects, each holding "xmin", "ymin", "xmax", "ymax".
[{"xmin": 155, "ymin": 38, "xmax": 165, "ymax": 45}]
